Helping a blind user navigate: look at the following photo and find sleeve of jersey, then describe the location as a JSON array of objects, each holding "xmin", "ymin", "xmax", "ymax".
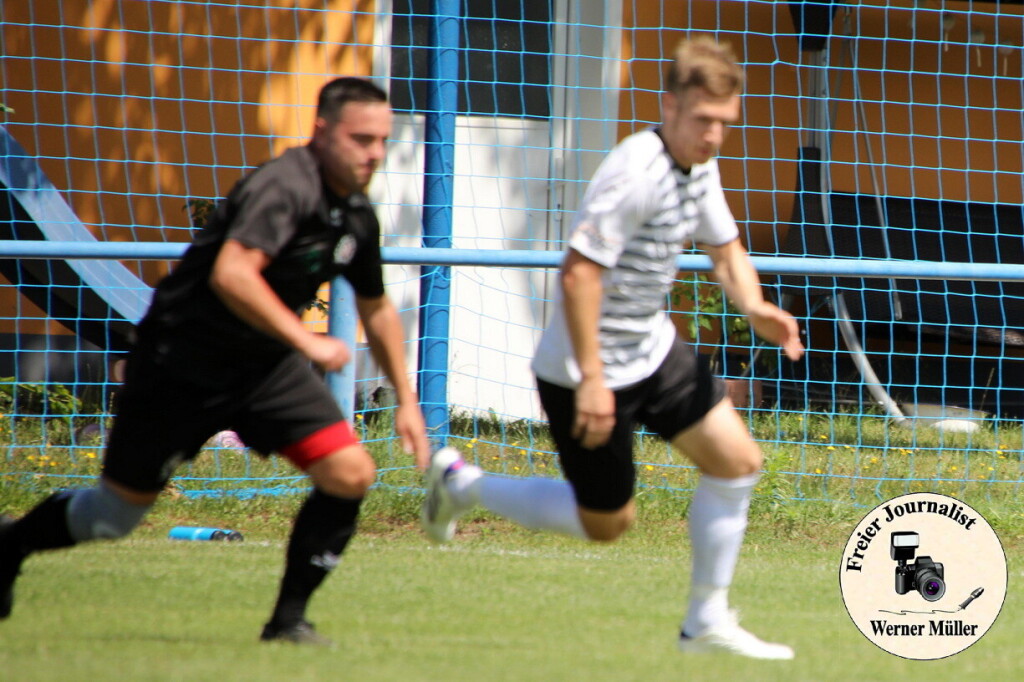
[
  {"xmin": 224, "ymin": 168, "xmax": 301, "ymax": 258},
  {"xmin": 345, "ymin": 212, "xmax": 386, "ymax": 299},
  {"xmin": 692, "ymin": 160, "xmax": 740, "ymax": 247},
  {"xmin": 567, "ymin": 170, "xmax": 649, "ymax": 268}
]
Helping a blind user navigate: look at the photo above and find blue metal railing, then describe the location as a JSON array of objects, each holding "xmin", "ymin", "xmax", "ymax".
[{"xmin": 2, "ymin": 241, "xmax": 1022, "ymax": 281}]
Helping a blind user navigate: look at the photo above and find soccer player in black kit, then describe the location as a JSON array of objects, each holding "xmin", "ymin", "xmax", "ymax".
[{"xmin": 0, "ymin": 77, "xmax": 429, "ymax": 645}]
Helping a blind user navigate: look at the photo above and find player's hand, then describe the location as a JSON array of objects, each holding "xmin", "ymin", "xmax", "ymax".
[
  {"xmin": 394, "ymin": 401, "xmax": 431, "ymax": 470},
  {"xmin": 300, "ymin": 334, "xmax": 352, "ymax": 372},
  {"xmin": 573, "ymin": 377, "xmax": 615, "ymax": 449},
  {"xmin": 747, "ymin": 302, "xmax": 805, "ymax": 362}
]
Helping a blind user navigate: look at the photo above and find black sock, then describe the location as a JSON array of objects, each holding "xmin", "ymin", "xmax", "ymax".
[
  {"xmin": 268, "ymin": 489, "xmax": 361, "ymax": 627},
  {"xmin": 4, "ymin": 492, "xmax": 76, "ymax": 557}
]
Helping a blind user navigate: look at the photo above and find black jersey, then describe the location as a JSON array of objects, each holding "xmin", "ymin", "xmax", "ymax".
[{"xmin": 136, "ymin": 145, "xmax": 385, "ymax": 383}]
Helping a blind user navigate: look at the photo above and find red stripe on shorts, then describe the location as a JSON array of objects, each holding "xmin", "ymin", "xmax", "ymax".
[{"xmin": 280, "ymin": 421, "xmax": 359, "ymax": 470}]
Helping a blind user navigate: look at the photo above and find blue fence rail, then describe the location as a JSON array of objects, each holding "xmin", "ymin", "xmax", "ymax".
[{"xmin": 3, "ymin": 241, "xmax": 1023, "ymax": 281}]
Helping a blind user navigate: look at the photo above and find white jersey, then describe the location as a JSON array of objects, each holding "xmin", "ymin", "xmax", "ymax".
[{"xmin": 532, "ymin": 128, "xmax": 740, "ymax": 389}]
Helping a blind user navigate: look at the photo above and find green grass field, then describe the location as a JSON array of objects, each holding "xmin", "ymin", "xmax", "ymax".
[
  {"xmin": 0, "ymin": 491, "xmax": 1020, "ymax": 682},
  {"xmin": 2, "ymin": 409, "xmax": 1022, "ymax": 680}
]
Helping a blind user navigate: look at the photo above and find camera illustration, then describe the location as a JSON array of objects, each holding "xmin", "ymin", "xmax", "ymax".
[{"xmin": 891, "ymin": 531, "xmax": 946, "ymax": 601}]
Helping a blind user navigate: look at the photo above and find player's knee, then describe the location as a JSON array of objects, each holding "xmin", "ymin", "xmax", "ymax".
[
  {"xmin": 342, "ymin": 460, "xmax": 376, "ymax": 497},
  {"xmin": 584, "ymin": 519, "xmax": 632, "ymax": 542},
  {"xmin": 735, "ymin": 447, "xmax": 763, "ymax": 476},
  {"xmin": 66, "ymin": 485, "xmax": 152, "ymax": 541},
  {"xmin": 580, "ymin": 504, "xmax": 635, "ymax": 542},
  {"xmin": 714, "ymin": 442, "xmax": 762, "ymax": 478},
  {"xmin": 308, "ymin": 447, "xmax": 376, "ymax": 498}
]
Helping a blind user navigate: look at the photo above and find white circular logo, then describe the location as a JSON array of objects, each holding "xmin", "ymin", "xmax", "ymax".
[
  {"xmin": 333, "ymin": 234, "xmax": 356, "ymax": 265},
  {"xmin": 839, "ymin": 492, "xmax": 1006, "ymax": 660}
]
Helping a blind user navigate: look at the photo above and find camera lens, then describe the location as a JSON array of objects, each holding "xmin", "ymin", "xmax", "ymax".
[{"xmin": 916, "ymin": 569, "xmax": 946, "ymax": 601}]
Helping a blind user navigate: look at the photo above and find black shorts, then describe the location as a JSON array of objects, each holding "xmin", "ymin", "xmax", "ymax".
[
  {"xmin": 103, "ymin": 348, "xmax": 345, "ymax": 492},
  {"xmin": 536, "ymin": 337, "xmax": 726, "ymax": 511}
]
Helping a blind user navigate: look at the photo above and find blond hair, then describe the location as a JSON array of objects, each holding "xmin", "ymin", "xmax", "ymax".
[{"xmin": 664, "ymin": 36, "xmax": 744, "ymax": 97}]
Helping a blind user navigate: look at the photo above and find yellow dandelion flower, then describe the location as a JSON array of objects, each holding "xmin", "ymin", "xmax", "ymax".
[
  {"xmin": 814, "ymin": 468, "xmax": 822, "ymax": 474},
  {"xmin": 826, "ymin": 446, "xmax": 835, "ymax": 451},
  {"xmin": 645, "ymin": 465, "xmax": 654, "ymax": 471}
]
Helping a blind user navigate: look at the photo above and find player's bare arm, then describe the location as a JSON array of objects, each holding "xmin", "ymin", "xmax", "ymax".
[
  {"xmin": 356, "ymin": 294, "xmax": 430, "ymax": 467},
  {"xmin": 210, "ymin": 238, "xmax": 351, "ymax": 371},
  {"xmin": 561, "ymin": 247, "xmax": 615, "ymax": 449},
  {"xmin": 702, "ymin": 238, "xmax": 804, "ymax": 362}
]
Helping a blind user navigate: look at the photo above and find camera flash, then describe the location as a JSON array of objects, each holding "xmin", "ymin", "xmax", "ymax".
[{"xmin": 891, "ymin": 532, "xmax": 919, "ymax": 547}]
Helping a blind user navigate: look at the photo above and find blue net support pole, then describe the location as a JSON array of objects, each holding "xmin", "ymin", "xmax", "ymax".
[
  {"xmin": 417, "ymin": 0, "xmax": 460, "ymax": 447},
  {"xmin": 326, "ymin": 276, "xmax": 358, "ymax": 420}
]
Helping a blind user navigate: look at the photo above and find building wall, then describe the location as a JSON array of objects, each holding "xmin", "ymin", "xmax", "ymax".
[
  {"xmin": 618, "ymin": 2, "xmax": 1023, "ymax": 253},
  {"xmin": 1, "ymin": 1, "xmax": 378, "ymax": 336}
]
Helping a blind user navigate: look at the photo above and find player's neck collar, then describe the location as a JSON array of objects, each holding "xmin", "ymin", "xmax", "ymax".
[{"xmin": 652, "ymin": 127, "xmax": 692, "ymax": 175}]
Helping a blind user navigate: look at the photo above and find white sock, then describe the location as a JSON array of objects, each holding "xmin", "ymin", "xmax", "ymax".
[
  {"xmin": 682, "ymin": 472, "xmax": 759, "ymax": 636},
  {"xmin": 474, "ymin": 475, "xmax": 588, "ymax": 539}
]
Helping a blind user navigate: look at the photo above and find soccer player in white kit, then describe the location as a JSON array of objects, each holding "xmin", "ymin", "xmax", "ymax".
[{"xmin": 424, "ymin": 36, "xmax": 804, "ymax": 660}]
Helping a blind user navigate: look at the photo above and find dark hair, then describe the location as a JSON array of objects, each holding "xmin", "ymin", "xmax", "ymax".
[
  {"xmin": 664, "ymin": 36, "xmax": 744, "ymax": 97},
  {"xmin": 316, "ymin": 77, "xmax": 388, "ymax": 121}
]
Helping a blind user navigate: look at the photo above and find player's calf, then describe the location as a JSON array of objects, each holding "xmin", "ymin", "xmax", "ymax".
[
  {"xmin": 0, "ymin": 486, "xmax": 151, "ymax": 620},
  {"xmin": 264, "ymin": 489, "xmax": 361, "ymax": 638},
  {"xmin": 66, "ymin": 485, "xmax": 152, "ymax": 541},
  {"xmin": 0, "ymin": 515, "xmax": 23, "ymax": 619}
]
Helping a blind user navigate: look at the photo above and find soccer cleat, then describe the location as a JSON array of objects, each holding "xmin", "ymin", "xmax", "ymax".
[
  {"xmin": 678, "ymin": 611, "xmax": 794, "ymax": 660},
  {"xmin": 259, "ymin": 619, "xmax": 335, "ymax": 647},
  {"xmin": 0, "ymin": 515, "xmax": 24, "ymax": 620},
  {"xmin": 421, "ymin": 447, "xmax": 480, "ymax": 544}
]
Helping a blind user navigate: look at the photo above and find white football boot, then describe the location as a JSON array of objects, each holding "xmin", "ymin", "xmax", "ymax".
[
  {"xmin": 422, "ymin": 447, "xmax": 481, "ymax": 543},
  {"xmin": 678, "ymin": 610, "xmax": 795, "ymax": 660}
]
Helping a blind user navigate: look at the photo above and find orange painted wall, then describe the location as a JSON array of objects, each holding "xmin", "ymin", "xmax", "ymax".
[
  {"xmin": 618, "ymin": 1, "xmax": 1023, "ymax": 255},
  {"xmin": 1, "ymin": 0, "xmax": 378, "ymax": 336}
]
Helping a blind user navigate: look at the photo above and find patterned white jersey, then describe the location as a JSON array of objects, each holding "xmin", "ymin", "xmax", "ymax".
[{"xmin": 532, "ymin": 127, "xmax": 739, "ymax": 389}]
